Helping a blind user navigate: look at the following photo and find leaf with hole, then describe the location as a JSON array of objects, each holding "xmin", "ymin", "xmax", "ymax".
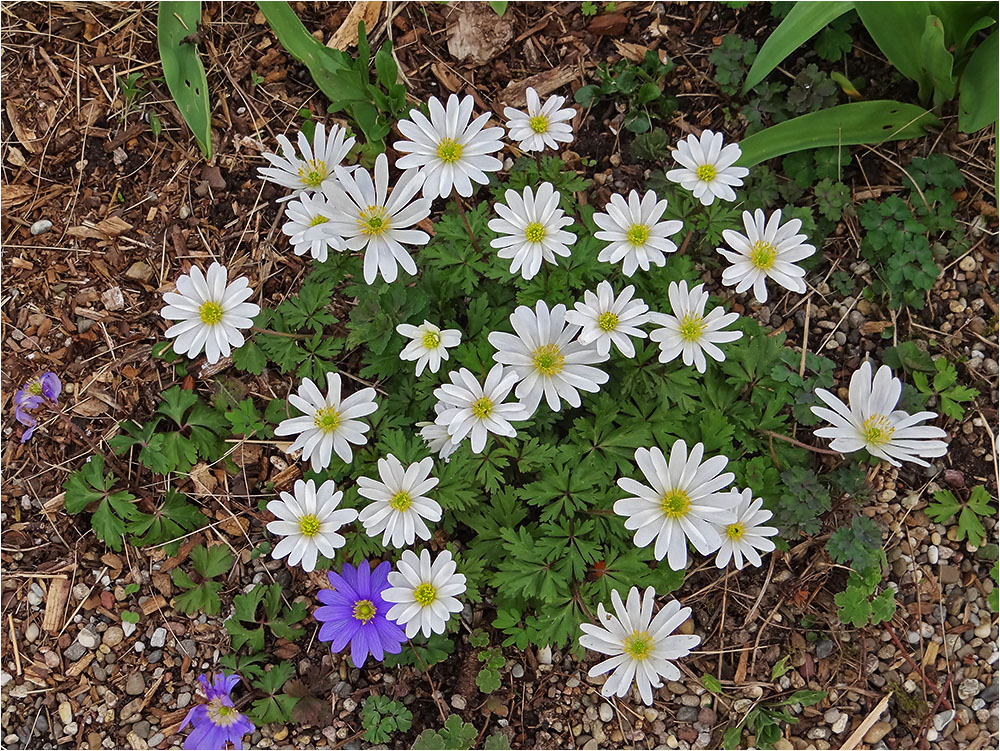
[{"xmin": 157, "ymin": 2, "xmax": 212, "ymax": 158}]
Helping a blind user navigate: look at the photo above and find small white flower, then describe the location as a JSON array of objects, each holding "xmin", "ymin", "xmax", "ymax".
[
  {"xmin": 566, "ymin": 281, "xmax": 650, "ymax": 358},
  {"xmin": 325, "ymin": 153, "xmax": 432, "ymax": 284},
  {"xmin": 357, "ymin": 455, "xmax": 441, "ymax": 548},
  {"xmin": 719, "ymin": 209, "xmax": 816, "ymax": 303},
  {"xmin": 488, "ymin": 182, "xmax": 575, "ymax": 279},
  {"xmin": 394, "ymin": 94, "xmax": 505, "ymax": 199},
  {"xmin": 434, "ymin": 364, "xmax": 528, "ymax": 453},
  {"xmin": 418, "ymin": 402, "xmax": 461, "ymax": 462},
  {"xmin": 579, "ymin": 586, "xmax": 700, "ymax": 706},
  {"xmin": 161, "ymin": 262, "xmax": 261, "ymax": 365},
  {"xmin": 396, "ymin": 321, "xmax": 462, "ymax": 376},
  {"xmin": 489, "ymin": 300, "xmax": 609, "ymax": 415},
  {"xmin": 593, "ymin": 190, "xmax": 684, "ymax": 276},
  {"xmin": 713, "ymin": 489, "xmax": 778, "ymax": 570},
  {"xmin": 266, "ymin": 479, "xmax": 358, "ymax": 573},
  {"xmin": 383, "ymin": 549, "xmax": 467, "ymax": 638},
  {"xmin": 614, "ymin": 441, "xmax": 737, "ymax": 571},
  {"xmin": 258, "ymin": 122, "xmax": 356, "ymax": 199},
  {"xmin": 665, "ymin": 129, "xmax": 749, "ymax": 205},
  {"xmin": 281, "ymin": 192, "xmax": 345, "ymax": 263},
  {"xmin": 811, "ymin": 361, "xmax": 949, "ymax": 467},
  {"xmin": 648, "ymin": 281, "xmax": 743, "ymax": 374},
  {"xmin": 503, "ymin": 86, "xmax": 575, "ymax": 152},
  {"xmin": 274, "ymin": 373, "xmax": 378, "ymax": 472}
]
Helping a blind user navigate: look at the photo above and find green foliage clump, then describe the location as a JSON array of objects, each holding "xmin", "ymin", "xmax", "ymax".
[
  {"xmin": 927, "ymin": 485, "xmax": 994, "ymax": 548},
  {"xmin": 225, "ymin": 583, "xmax": 308, "ymax": 652},
  {"xmin": 172, "ymin": 544, "xmax": 234, "ymax": 616},
  {"xmin": 828, "ymin": 517, "xmax": 896, "ymax": 628},
  {"xmin": 361, "ymin": 695, "xmax": 412, "ymax": 744},
  {"xmin": 575, "ymin": 51, "xmax": 677, "ymax": 133}
]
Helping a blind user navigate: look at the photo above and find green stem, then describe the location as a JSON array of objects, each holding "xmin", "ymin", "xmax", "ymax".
[{"xmin": 251, "ymin": 326, "xmax": 310, "ymax": 340}]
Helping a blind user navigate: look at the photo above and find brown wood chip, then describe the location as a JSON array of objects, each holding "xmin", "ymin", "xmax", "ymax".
[{"xmin": 43, "ymin": 578, "xmax": 70, "ymax": 633}]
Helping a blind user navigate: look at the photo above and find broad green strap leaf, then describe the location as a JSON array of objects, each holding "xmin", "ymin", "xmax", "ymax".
[
  {"xmin": 958, "ymin": 29, "xmax": 999, "ymax": 133},
  {"xmin": 928, "ymin": 1, "xmax": 996, "ymax": 55},
  {"xmin": 919, "ymin": 15, "xmax": 956, "ymax": 106},
  {"xmin": 157, "ymin": 2, "xmax": 212, "ymax": 159},
  {"xmin": 255, "ymin": 1, "xmax": 367, "ymax": 111},
  {"xmin": 742, "ymin": 1, "xmax": 853, "ymax": 93},
  {"xmin": 854, "ymin": 2, "xmax": 932, "ymax": 92},
  {"xmin": 736, "ymin": 101, "xmax": 940, "ymax": 167}
]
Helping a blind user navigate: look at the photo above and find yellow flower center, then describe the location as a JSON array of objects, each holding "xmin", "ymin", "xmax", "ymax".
[
  {"xmin": 298, "ymin": 513, "xmax": 321, "ymax": 537},
  {"xmin": 625, "ymin": 223, "xmax": 651, "ymax": 247},
  {"xmin": 359, "ymin": 205, "xmax": 390, "ymax": 237},
  {"xmin": 414, "ymin": 582, "xmax": 437, "ymax": 607},
  {"xmin": 678, "ymin": 313, "xmax": 705, "ymax": 342},
  {"xmin": 726, "ymin": 522, "xmax": 746, "ymax": 541},
  {"xmin": 198, "ymin": 301, "xmax": 224, "ymax": 326},
  {"xmin": 207, "ymin": 699, "xmax": 241, "ymax": 727},
  {"xmin": 696, "ymin": 164, "xmax": 717, "ymax": 182},
  {"xmin": 597, "ymin": 311, "xmax": 619, "ymax": 332},
  {"xmin": 436, "ymin": 137, "xmax": 463, "ymax": 164},
  {"xmin": 471, "ymin": 396, "xmax": 494, "ymax": 419},
  {"xmin": 27, "ymin": 379, "xmax": 43, "ymax": 396},
  {"xmin": 622, "ymin": 630, "xmax": 654, "ymax": 661},
  {"xmin": 313, "ymin": 406, "xmax": 341, "ymax": 434},
  {"xmin": 524, "ymin": 221, "xmax": 546, "ymax": 243},
  {"xmin": 309, "ymin": 214, "xmax": 329, "ymax": 226},
  {"xmin": 749, "ymin": 240, "xmax": 778, "ymax": 271},
  {"xmin": 422, "ymin": 330, "xmax": 441, "ymax": 349},
  {"xmin": 660, "ymin": 488, "xmax": 691, "ymax": 519},
  {"xmin": 389, "ymin": 491, "xmax": 412, "ymax": 512},
  {"xmin": 352, "ymin": 599, "xmax": 376, "ymax": 624},
  {"xmin": 298, "ymin": 158, "xmax": 328, "ymax": 188},
  {"xmin": 861, "ymin": 414, "xmax": 895, "ymax": 447},
  {"xmin": 531, "ymin": 343, "xmax": 565, "ymax": 377},
  {"xmin": 529, "ymin": 114, "xmax": 550, "ymax": 134}
]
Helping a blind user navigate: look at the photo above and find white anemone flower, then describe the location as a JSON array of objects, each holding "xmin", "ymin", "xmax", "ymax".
[
  {"xmin": 266, "ymin": 479, "xmax": 358, "ymax": 573},
  {"xmin": 488, "ymin": 300, "xmax": 609, "ymax": 415},
  {"xmin": 396, "ymin": 320, "xmax": 462, "ymax": 376},
  {"xmin": 579, "ymin": 586, "xmax": 700, "ymax": 706},
  {"xmin": 614, "ymin": 442, "xmax": 737, "ymax": 571},
  {"xmin": 811, "ymin": 361, "xmax": 949, "ymax": 467},
  {"xmin": 648, "ymin": 281, "xmax": 743, "ymax": 373},
  {"xmin": 258, "ymin": 122, "xmax": 355, "ymax": 199},
  {"xmin": 394, "ymin": 94, "xmax": 505, "ymax": 199},
  {"xmin": 274, "ymin": 373, "xmax": 378, "ymax": 472},
  {"xmin": 418, "ymin": 402, "xmax": 461, "ymax": 462},
  {"xmin": 719, "ymin": 209, "xmax": 816, "ymax": 302},
  {"xmin": 593, "ymin": 190, "xmax": 684, "ymax": 276},
  {"xmin": 566, "ymin": 281, "xmax": 650, "ymax": 358},
  {"xmin": 665, "ymin": 129, "xmax": 749, "ymax": 205},
  {"xmin": 434, "ymin": 364, "xmax": 528, "ymax": 453},
  {"xmin": 488, "ymin": 182, "xmax": 575, "ymax": 280},
  {"xmin": 281, "ymin": 192, "xmax": 345, "ymax": 263},
  {"xmin": 161, "ymin": 262, "xmax": 261, "ymax": 365},
  {"xmin": 325, "ymin": 153, "xmax": 432, "ymax": 284},
  {"xmin": 383, "ymin": 549, "xmax": 467, "ymax": 638},
  {"xmin": 357, "ymin": 455, "xmax": 441, "ymax": 548},
  {"xmin": 713, "ymin": 489, "xmax": 778, "ymax": 570},
  {"xmin": 503, "ymin": 86, "xmax": 575, "ymax": 152}
]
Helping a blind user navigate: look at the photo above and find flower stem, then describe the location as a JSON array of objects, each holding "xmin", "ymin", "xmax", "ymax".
[
  {"xmin": 251, "ymin": 326, "xmax": 310, "ymax": 340},
  {"xmin": 451, "ymin": 189, "xmax": 481, "ymax": 253},
  {"xmin": 759, "ymin": 430, "xmax": 841, "ymax": 456}
]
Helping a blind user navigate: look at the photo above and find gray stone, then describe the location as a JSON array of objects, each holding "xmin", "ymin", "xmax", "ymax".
[
  {"xmin": 512, "ymin": 663, "xmax": 524, "ymax": 679},
  {"xmin": 147, "ymin": 733, "xmax": 164, "ymax": 747},
  {"xmin": 30, "ymin": 219, "xmax": 54, "ymax": 236},
  {"xmin": 940, "ymin": 565, "xmax": 961, "ymax": 585},
  {"xmin": 815, "ymin": 639, "xmax": 834, "ymax": 659},
  {"xmin": 125, "ymin": 673, "xmax": 145, "ymax": 696},
  {"xmin": 122, "ymin": 621, "xmax": 137, "ymax": 638},
  {"xmin": 980, "ymin": 681, "xmax": 998, "ymax": 703},
  {"xmin": 536, "ymin": 645, "xmax": 552, "ymax": 665},
  {"xmin": 177, "ymin": 692, "xmax": 191, "ymax": 709},
  {"xmin": 677, "ymin": 706, "xmax": 699, "ymax": 723},
  {"xmin": 832, "ymin": 714, "xmax": 849, "ymax": 734},
  {"xmin": 959, "ymin": 679, "xmax": 984, "ymax": 702},
  {"xmin": 450, "ymin": 694, "xmax": 467, "ymax": 710},
  {"xmin": 150, "ymin": 627, "xmax": 167, "ymax": 649},
  {"xmin": 599, "ymin": 703, "xmax": 614, "ymax": 723},
  {"xmin": 180, "ymin": 639, "xmax": 197, "ymax": 656},
  {"xmin": 132, "ymin": 720, "xmax": 150, "ymax": 739},
  {"xmin": 146, "ymin": 650, "xmax": 163, "ymax": 664},
  {"xmin": 933, "ymin": 709, "xmax": 956, "ymax": 732},
  {"xmin": 77, "ymin": 628, "xmax": 99, "ymax": 649},
  {"xmin": 64, "ymin": 642, "xmax": 87, "ymax": 662}
]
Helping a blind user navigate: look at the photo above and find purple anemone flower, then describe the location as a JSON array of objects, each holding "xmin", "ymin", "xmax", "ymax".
[
  {"xmin": 315, "ymin": 560, "xmax": 407, "ymax": 667},
  {"xmin": 180, "ymin": 672, "xmax": 254, "ymax": 750},
  {"xmin": 13, "ymin": 372, "xmax": 61, "ymax": 442}
]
